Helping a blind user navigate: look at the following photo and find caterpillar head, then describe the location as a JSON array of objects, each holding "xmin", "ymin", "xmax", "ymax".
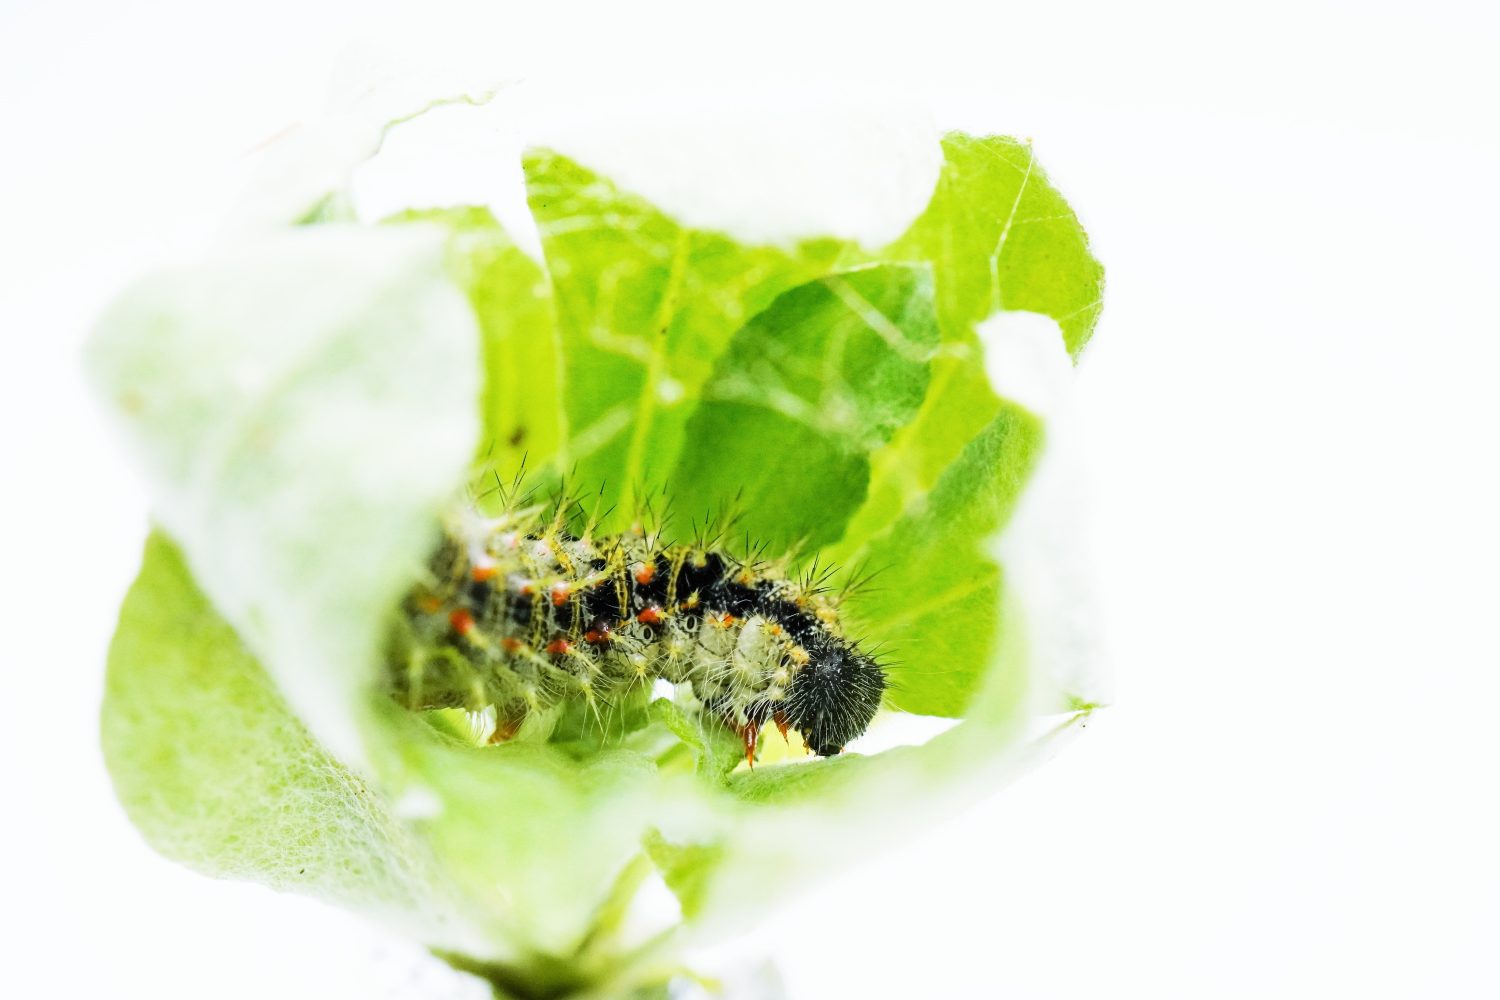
[{"xmin": 784, "ymin": 640, "xmax": 886, "ymax": 756}]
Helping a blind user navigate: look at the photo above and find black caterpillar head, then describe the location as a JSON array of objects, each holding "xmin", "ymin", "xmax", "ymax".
[{"xmin": 784, "ymin": 640, "xmax": 886, "ymax": 756}]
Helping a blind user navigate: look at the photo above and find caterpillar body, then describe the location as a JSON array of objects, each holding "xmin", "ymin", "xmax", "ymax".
[{"xmin": 388, "ymin": 502, "xmax": 887, "ymax": 763}]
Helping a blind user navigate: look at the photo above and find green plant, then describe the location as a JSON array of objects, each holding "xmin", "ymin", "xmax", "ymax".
[{"xmin": 87, "ymin": 96, "xmax": 1104, "ymax": 998}]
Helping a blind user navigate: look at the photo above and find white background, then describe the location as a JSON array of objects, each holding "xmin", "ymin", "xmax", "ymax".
[{"xmin": 2, "ymin": 1, "xmax": 1498, "ymax": 997}]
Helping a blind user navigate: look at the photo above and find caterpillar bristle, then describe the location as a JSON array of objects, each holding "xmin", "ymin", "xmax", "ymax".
[{"xmin": 387, "ymin": 488, "xmax": 888, "ymax": 763}]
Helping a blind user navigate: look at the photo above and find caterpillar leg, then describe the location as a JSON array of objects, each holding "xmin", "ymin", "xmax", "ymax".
[
  {"xmin": 738, "ymin": 720, "xmax": 761, "ymax": 768},
  {"xmin": 772, "ymin": 711, "xmax": 791, "ymax": 743},
  {"xmin": 488, "ymin": 714, "xmax": 525, "ymax": 744}
]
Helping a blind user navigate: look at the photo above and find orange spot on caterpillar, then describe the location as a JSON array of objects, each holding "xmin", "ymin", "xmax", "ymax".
[
  {"xmin": 632, "ymin": 561, "xmax": 656, "ymax": 585},
  {"xmin": 500, "ymin": 637, "xmax": 524, "ymax": 653},
  {"xmin": 545, "ymin": 637, "xmax": 572, "ymax": 656},
  {"xmin": 584, "ymin": 626, "xmax": 612, "ymax": 646},
  {"xmin": 550, "ymin": 582, "xmax": 572, "ymax": 607},
  {"xmin": 448, "ymin": 609, "xmax": 476, "ymax": 636},
  {"xmin": 637, "ymin": 605, "xmax": 665, "ymax": 625},
  {"xmin": 774, "ymin": 711, "xmax": 791, "ymax": 742},
  {"xmin": 471, "ymin": 564, "xmax": 497, "ymax": 583},
  {"xmin": 713, "ymin": 612, "xmax": 737, "ymax": 629}
]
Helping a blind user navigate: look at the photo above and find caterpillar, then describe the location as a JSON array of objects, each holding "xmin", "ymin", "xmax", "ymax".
[{"xmin": 386, "ymin": 495, "xmax": 886, "ymax": 764}]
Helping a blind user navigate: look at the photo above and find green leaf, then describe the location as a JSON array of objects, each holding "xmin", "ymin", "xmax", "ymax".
[
  {"xmin": 669, "ymin": 264, "xmax": 939, "ymax": 552},
  {"xmin": 828, "ymin": 354, "xmax": 998, "ymax": 563},
  {"xmin": 523, "ymin": 149, "xmax": 854, "ymax": 521},
  {"xmin": 85, "ymin": 224, "xmax": 482, "ymax": 762},
  {"xmin": 845, "ymin": 400, "xmax": 1045, "ymax": 716},
  {"xmin": 103, "ymin": 533, "xmax": 466, "ymax": 940},
  {"xmin": 831, "ymin": 133, "xmax": 1103, "ymax": 561},
  {"xmin": 888, "ymin": 133, "xmax": 1105, "ymax": 357},
  {"xmin": 650, "ymin": 698, "xmax": 743, "ymax": 781},
  {"xmin": 368, "ymin": 706, "xmax": 684, "ymax": 958}
]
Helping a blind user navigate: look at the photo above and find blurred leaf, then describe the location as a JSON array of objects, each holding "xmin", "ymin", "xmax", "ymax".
[
  {"xmin": 645, "ymin": 831, "xmax": 724, "ymax": 922},
  {"xmin": 103, "ymin": 533, "xmax": 466, "ymax": 939},
  {"xmin": 86, "ymin": 225, "xmax": 481, "ymax": 762},
  {"xmin": 369, "ymin": 705, "xmax": 688, "ymax": 958},
  {"xmin": 388, "ymin": 207, "xmax": 564, "ymax": 476}
]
